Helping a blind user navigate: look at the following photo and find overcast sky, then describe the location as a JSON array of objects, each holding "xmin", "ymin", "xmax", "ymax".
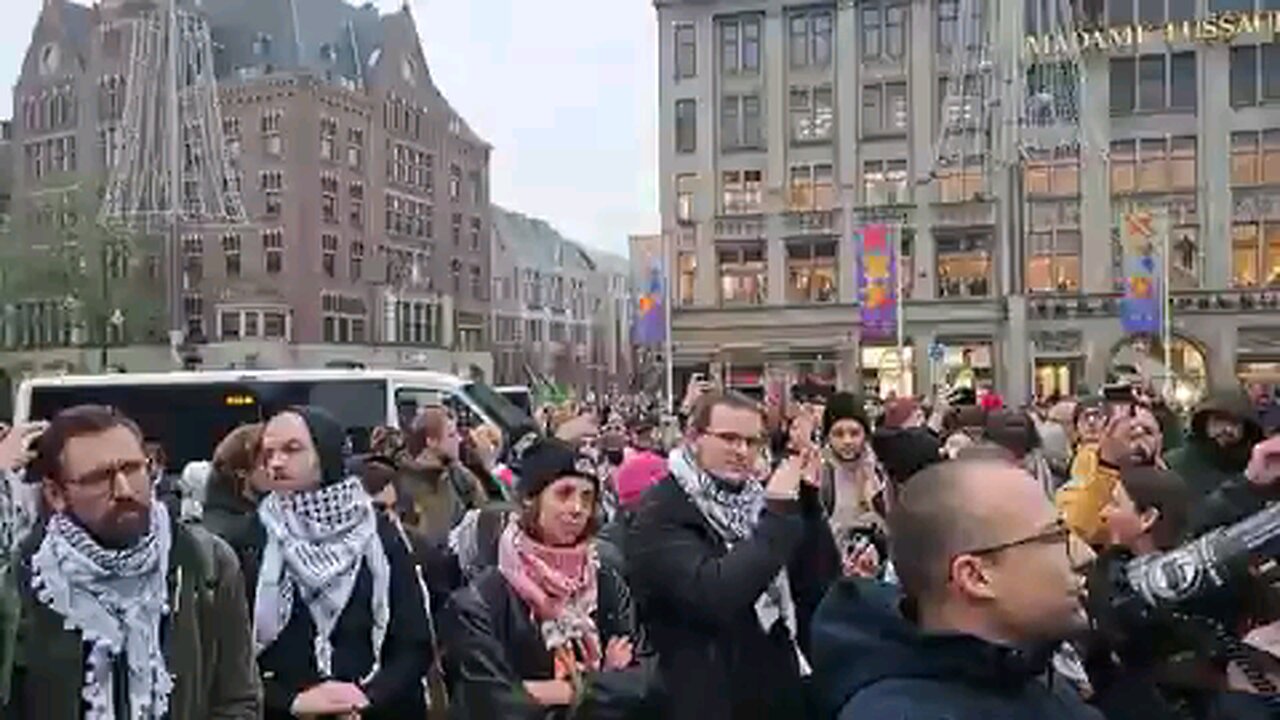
[{"xmin": 0, "ymin": 0, "xmax": 658, "ymax": 256}]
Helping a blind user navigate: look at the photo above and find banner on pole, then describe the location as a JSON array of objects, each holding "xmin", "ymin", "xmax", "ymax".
[
  {"xmin": 857, "ymin": 223, "xmax": 897, "ymax": 340},
  {"xmin": 633, "ymin": 255, "xmax": 667, "ymax": 346},
  {"xmin": 1119, "ymin": 209, "xmax": 1162, "ymax": 335}
]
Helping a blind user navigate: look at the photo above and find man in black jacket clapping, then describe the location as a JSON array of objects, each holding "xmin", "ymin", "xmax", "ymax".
[{"xmin": 627, "ymin": 391, "xmax": 838, "ymax": 720}]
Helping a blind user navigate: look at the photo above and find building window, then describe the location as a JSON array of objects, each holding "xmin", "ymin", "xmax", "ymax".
[
  {"xmin": 350, "ymin": 241, "xmax": 364, "ymax": 281},
  {"xmin": 938, "ymin": 157, "xmax": 986, "ymax": 202},
  {"xmin": 220, "ymin": 311, "xmax": 241, "ymax": 341},
  {"xmin": 790, "ymin": 85, "xmax": 834, "ymax": 144},
  {"xmin": 451, "ymin": 213, "xmax": 462, "ymax": 245},
  {"xmin": 676, "ymin": 173, "xmax": 696, "ymax": 222},
  {"xmin": 718, "ymin": 14, "xmax": 762, "ymax": 75},
  {"xmin": 720, "ymin": 94, "xmax": 762, "ymax": 151},
  {"xmin": 350, "ymin": 182, "xmax": 364, "ymax": 227},
  {"xmin": 470, "ymin": 264, "xmax": 483, "ymax": 298},
  {"xmin": 260, "ymin": 171, "xmax": 283, "ymax": 191},
  {"xmin": 786, "ymin": 240, "xmax": 837, "ymax": 304},
  {"xmin": 449, "ymin": 164, "xmax": 462, "ymax": 200},
  {"xmin": 721, "ymin": 169, "xmax": 763, "ymax": 215},
  {"xmin": 99, "ymin": 75, "xmax": 126, "ymax": 122},
  {"xmin": 263, "ymin": 229, "xmax": 283, "ymax": 274},
  {"xmin": 937, "ymin": 232, "xmax": 992, "ymax": 297},
  {"xmin": 1110, "ymin": 136, "xmax": 1196, "ymax": 194},
  {"xmin": 469, "ymin": 217, "xmax": 482, "ymax": 251},
  {"xmin": 322, "ymin": 293, "xmax": 367, "ymax": 344},
  {"xmin": 1025, "ymin": 62, "xmax": 1080, "ymax": 123},
  {"xmin": 264, "ymin": 191, "xmax": 281, "ymax": 218},
  {"xmin": 788, "ymin": 163, "xmax": 834, "ymax": 211},
  {"xmin": 222, "ymin": 233, "xmax": 241, "ymax": 278},
  {"xmin": 860, "ymin": 1, "xmax": 907, "ymax": 63},
  {"xmin": 182, "ymin": 235, "xmax": 203, "ymax": 285},
  {"xmin": 675, "ymin": 99, "xmax": 697, "ymax": 154},
  {"xmin": 264, "ymin": 311, "xmax": 287, "ymax": 339},
  {"xmin": 1024, "ymin": 145, "xmax": 1080, "ymax": 197},
  {"xmin": 183, "ymin": 293, "xmax": 203, "ymax": 337},
  {"xmin": 675, "ymin": 23, "xmax": 697, "ymax": 79},
  {"xmin": 1232, "ymin": 220, "xmax": 1280, "ymax": 287},
  {"xmin": 862, "ymin": 82, "xmax": 908, "ymax": 136},
  {"xmin": 321, "ymin": 174, "xmax": 339, "ymax": 223},
  {"xmin": 261, "ymin": 110, "xmax": 283, "ymax": 157},
  {"xmin": 862, "ymin": 159, "xmax": 909, "ymax": 206},
  {"xmin": 451, "ymin": 259, "xmax": 463, "ymax": 293},
  {"xmin": 718, "ymin": 244, "xmax": 766, "ymax": 305},
  {"xmin": 1230, "ymin": 43, "xmax": 1280, "ymax": 107},
  {"xmin": 1027, "ymin": 204, "xmax": 1081, "ymax": 293},
  {"xmin": 677, "ymin": 252, "xmax": 697, "ymax": 306},
  {"xmin": 395, "ymin": 299, "xmax": 440, "ymax": 345},
  {"xmin": 789, "ymin": 9, "xmax": 833, "ymax": 69},
  {"xmin": 319, "ymin": 117, "xmax": 338, "ymax": 162},
  {"xmin": 1231, "ymin": 130, "xmax": 1280, "ymax": 186},
  {"xmin": 322, "ymin": 234, "xmax": 338, "ymax": 278},
  {"xmin": 1110, "ymin": 52, "xmax": 1196, "ymax": 115}
]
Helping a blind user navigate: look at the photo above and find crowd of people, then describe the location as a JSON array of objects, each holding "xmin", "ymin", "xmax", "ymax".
[{"xmin": 0, "ymin": 377, "xmax": 1278, "ymax": 718}]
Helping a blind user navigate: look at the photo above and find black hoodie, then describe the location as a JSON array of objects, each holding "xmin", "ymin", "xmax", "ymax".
[
  {"xmin": 811, "ymin": 578, "xmax": 1102, "ymax": 720},
  {"xmin": 1166, "ymin": 392, "xmax": 1263, "ymax": 498}
]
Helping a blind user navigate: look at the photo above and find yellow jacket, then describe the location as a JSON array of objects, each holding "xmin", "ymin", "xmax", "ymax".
[{"xmin": 1055, "ymin": 443, "xmax": 1119, "ymax": 546}]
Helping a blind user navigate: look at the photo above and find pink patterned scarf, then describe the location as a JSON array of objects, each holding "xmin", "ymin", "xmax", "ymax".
[{"xmin": 497, "ymin": 522, "xmax": 601, "ymax": 673}]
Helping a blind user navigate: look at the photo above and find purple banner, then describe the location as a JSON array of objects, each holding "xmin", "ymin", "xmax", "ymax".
[
  {"xmin": 633, "ymin": 258, "xmax": 666, "ymax": 346},
  {"xmin": 857, "ymin": 223, "xmax": 897, "ymax": 340},
  {"xmin": 1119, "ymin": 211, "xmax": 1161, "ymax": 335}
]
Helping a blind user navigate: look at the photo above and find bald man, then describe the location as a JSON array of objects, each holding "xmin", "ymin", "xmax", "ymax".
[{"xmin": 811, "ymin": 459, "xmax": 1100, "ymax": 720}]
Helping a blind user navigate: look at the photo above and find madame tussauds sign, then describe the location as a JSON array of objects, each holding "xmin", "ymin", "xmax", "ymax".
[{"xmin": 1025, "ymin": 11, "xmax": 1280, "ymax": 57}]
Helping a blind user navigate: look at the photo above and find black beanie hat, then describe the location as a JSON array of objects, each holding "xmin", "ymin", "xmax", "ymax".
[
  {"xmin": 823, "ymin": 392, "xmax": 870, "ymax": 439},
  {"xmin": 871, "ymin": 427, "xmax": 942, "ymax": 487},
  {"xmin": 283, "ymin": 405, "xmax": 348, "ymax": 486},
  {"xmin": 516, "ymin": 437, "xmax": 598, "ymax": 499}
]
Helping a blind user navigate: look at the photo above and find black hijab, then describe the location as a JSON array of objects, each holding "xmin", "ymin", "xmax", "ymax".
[{"xmin": 283, "ymin": 405, "xmax": 348, "ymax": 486}]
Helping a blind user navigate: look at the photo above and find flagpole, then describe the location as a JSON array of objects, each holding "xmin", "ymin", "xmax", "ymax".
[
  {"xmin": 663, "ymin": 230, "xmax": 675, "ymax": 417},
  {"xmin": 895, "ymin": 222, "xmax": 906, "ymax": 396},
  {"xmin": 1161, "ymin": 205, "xmax": 1173, "ymax": 401}
]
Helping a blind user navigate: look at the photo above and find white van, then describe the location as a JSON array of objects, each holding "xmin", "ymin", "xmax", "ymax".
[{"xmin": 14, "ymin": 369, "xmax": 532, "ymax": 472}]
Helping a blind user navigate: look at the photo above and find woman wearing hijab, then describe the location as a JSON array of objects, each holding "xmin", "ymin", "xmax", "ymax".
[
  {"xmin": 242, "ymin": 406, "xmax": 431, "ymax": 719},
  {"xmin": 440, "ymin": 437, "xmax": 652, "ymax": 719}
]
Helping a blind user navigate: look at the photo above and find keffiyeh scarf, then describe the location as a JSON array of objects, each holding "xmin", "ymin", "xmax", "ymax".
[
  {"xmin": 254, "ymin": 477, "xmax": 391, "ymax": 678},
  {"xmin": 668, "ymin": 447, "xmax": 803, "ymax": 661},
  {"xmin": 31, "ymin": 500, "xmax": 173, "ymax": 720},
  {"xmin": 497, "ymin": 522, "xmax": 601, "ymax": 675}
]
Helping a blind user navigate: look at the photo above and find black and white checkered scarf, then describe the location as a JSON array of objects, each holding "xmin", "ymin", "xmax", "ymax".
[
  {"xmin": 30, "ymin": 500, "xmax": 173, "ymax": 720},
  {"xmin": 254, "ymin": 477, "xmax": 390, "ymax": 677},
  {"xmin": 668, "ymin": 446, "xmax": 803, "ymax": 670}
]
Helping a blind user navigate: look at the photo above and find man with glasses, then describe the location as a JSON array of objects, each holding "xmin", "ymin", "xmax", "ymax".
[
  {"xmin": 3, "ymin": 405, "xmax": 261, "ymax": 718},
  {"xmin": 812, "ymin": 458, "xmax": 1100, "ymax": 720},
  {"xmin": 628, "ymin": 391, "xmax": 838, "ymax": 720}
]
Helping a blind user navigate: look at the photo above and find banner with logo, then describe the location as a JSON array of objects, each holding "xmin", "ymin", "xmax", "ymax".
[
  {"xmin": 1119, "ymin": 210, "xmax": 1162, "ymax": 335},
  {"xmin": 633, "ymin": 256, "xmax": 666, "ymax": 346},
  {"xmin": 857, "ymin": 223, "xmax": 897, "ymax": 340}
]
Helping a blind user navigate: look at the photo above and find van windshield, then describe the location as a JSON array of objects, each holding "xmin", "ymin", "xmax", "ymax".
[{"xmin": 28, "ymin": 379, "xmax": 386, "ymax": 472}]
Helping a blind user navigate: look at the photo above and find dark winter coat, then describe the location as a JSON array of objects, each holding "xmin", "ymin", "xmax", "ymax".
[
  {"xmin": 1165, "ymin": 392, "xmax": 1263, "ymax": 498},
  {"xmin": 811, "ymin": 578, "xmax": 1102, "ymax": 720},
  {"xmin": 440, "ymin": 562, "xmax": 655, "ymax": 720},
  {"xmin": 230, "ymin": 512, "xmax": 432, "ymax": 719},
  {"xmin": 5, "ymin": 519, "xmax": 261, "ymax": 719},
  {"xmin": 627, "ymin": 476, "xmax": 839, "ymax": 720}
]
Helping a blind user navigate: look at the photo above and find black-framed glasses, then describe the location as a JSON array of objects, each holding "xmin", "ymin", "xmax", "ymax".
[
  {"xmin": 960, "ymin": 521, "xmax": 1076, "ymax": 562},
  {"xmin": 704, "ymin": 429, "xmax": 766, "ymax": 451},
  {"xmin": 66, "ymin": 458, "xmax": 152, "ymax": 497}
]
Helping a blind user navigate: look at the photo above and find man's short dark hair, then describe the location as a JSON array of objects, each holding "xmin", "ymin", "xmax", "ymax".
[
  {"xmin": 31, "ymin": 405, "xmax": 144, "ymax": 484},
  {"xmin": 688, "ymin": 390, "xmax": 764, "ymax": 434},
  {"xmin": 887, "ymin": 459, "xmax": 1008, "ymax": 601}
]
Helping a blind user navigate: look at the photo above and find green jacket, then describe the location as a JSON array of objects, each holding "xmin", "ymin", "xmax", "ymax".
[{"xmin": 3, "ymin": 520, "xmax": 262, "ymax": 719}]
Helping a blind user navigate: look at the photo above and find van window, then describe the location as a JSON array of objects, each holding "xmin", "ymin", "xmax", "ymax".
[{"xmin": 29, "ymin": 379, "xmax": 386, "ymax": 472}]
